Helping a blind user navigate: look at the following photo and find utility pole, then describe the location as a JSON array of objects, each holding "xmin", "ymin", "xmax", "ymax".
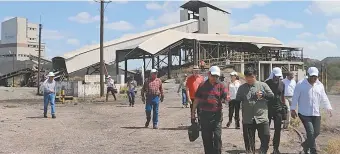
[
  {"xmin": 97, "ymin": 0, "xmax": 111, "ymax": 97},
  {"xmin": 37, "ymin": 23, "xmax": 42, "ymax": 95}
]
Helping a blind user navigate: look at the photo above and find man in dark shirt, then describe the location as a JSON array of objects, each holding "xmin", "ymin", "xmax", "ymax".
[
  {"xmin": 265, "ymin": 67, "xmax": 286, "ymax": 154},
  {"xmin": 191, "ymin": 66, "xmax": 229, "ymax": 154},
  {"xmin": 236, "ymin": 68, "xmax": 274, "ymax": 154}
]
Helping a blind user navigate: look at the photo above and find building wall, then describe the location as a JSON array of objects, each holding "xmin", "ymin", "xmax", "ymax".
[
  {"xmin": 198, "ymin": 7, "xmax": 230, "ymax": 34},
  {"xmin": 1, "ymin": 18, "xmax": 18, "ymax": 44}
]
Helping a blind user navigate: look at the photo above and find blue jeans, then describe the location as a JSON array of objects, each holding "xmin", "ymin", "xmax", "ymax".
[
  {"xmin": 181, "ymin": 89, "xmax": 187, "ymax": 105},
  {"xmin": 145, "ymin": 95, "xmax": 159, "ymax": 125},
  {"xmin": 44, "ymin": 93, "xmax": 56, "ymax": 115},
  {"xmin": 128, "ymin": 91, "xmax": 135, "ymax": 105}
]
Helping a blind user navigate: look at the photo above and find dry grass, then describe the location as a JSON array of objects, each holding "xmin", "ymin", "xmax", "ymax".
[
  {"xmin": 325, "ymin": 138, "xmax": 340, "ymax": 154},
  {"xmin": 290, "ymin": 117, "xmax": 301, "ymax": 128}
]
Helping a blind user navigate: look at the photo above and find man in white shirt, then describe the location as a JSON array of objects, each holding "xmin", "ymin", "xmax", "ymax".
[
  {"xmin": 43, "ymin": 72, "xmax": 57, "ymax": 118},
  {"xmin": 291, "ymin": 67, "xmax": 333, "ymax": 154},
  {"xmin": 282, "ymin": 72, "xmax": 296, "ymax": 129},
  {"xmin": 106, "ymin": 75, "xmax": 117, "ymax": 102}
]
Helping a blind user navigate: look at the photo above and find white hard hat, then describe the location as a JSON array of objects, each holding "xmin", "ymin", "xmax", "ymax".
[
  {"xmin": 150, "ymin": 69, "xmax": 157, "ymax": 73},
  {"xmin": 47, "ymin": 72, "xmax": 55, "ymax": 77},
  {"xmin": 209, "ymin": 66, "xmax": 221, "ymax": 76},
  {"xmin": 230, "ymin": 71, "xmax": 238, "ymax": 76},
  {"xmin": 272, "ymin": 67, "xmax": 283, "ymax": 77},
  {"xmin": 308, "ymin": 67, "xmax": 319, "ymax": 77},
  {"xmin": 193, "ymin": 65, "xmax": 200, "ymax": 70},
  {"xmin": 107, "ymin": 75, "xmax": 111, "ymax": 78}
]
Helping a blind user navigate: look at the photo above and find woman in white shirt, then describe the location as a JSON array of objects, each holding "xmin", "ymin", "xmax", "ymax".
[{"xmin": 226, "ymin": 71, "xmax": 242, "ymax": 129}]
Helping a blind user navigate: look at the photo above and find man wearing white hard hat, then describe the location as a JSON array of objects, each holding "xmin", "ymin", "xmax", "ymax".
[
  {"xmin": 291, "ymin": 67, "xmax": 333, "ymax": 154},
  {"xmin": 264, "ymin": 67, "xmax": 287, "ymax": 154},
  {"xmin": 106, "ymin": 75, "xmax": 117, "ymax": 102},
  {"xmin": 191, "ymin": 66, "xmax": 229, "ymax": 154},
  {"xmin": 141, "ymin": 69, "xmax": 164, "ymax": 129},
  {"xmin": 43, "ymin": 72, "xmax": 57, "ymax": 118}
]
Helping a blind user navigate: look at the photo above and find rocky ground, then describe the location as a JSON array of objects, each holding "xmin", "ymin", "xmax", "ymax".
[{"xmin": 0, "ymin": 85, "xmax": 339, "ymax": 154}]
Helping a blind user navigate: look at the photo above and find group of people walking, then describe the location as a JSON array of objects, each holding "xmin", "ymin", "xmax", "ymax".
[{"xmin": 41, "ymin": 63, "xmax": 332, "ymax": 154}]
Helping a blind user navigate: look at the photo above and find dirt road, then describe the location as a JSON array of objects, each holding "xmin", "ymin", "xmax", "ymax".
[{"xmin": 0, "ymin": 87, "xmax": 339, "ymax": 154}]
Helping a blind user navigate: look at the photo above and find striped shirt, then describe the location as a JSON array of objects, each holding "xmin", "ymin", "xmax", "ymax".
[{"xmin": 195, "ymin": 80, "xmax": 229, "ymax": 112}]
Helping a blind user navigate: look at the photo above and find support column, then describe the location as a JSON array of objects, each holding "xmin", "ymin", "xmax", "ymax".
[
  {"xmin": 116, "ymin": 51, "xmax": 119, "ymax": 77},
  {"xmin": 241, "ymin": 60, "xmax": 245, "ymax": 74},
  {"xmin": 143, "ymin": 54, "xmax": 146, "ymax": 76},
  {"xmin": 179, "ymin": 49, "xmax": 182, "ymax": 66},
  {"xmin": 193, "ymin": 40, "xmax": 197, "ymax": 66},
  {"xmin": 269, "ymin": 63, "xmax": 273, "ymax": 72},
  {"xmin": 168, "ymin": 49, "xmax": 172, "ymax": 79},
  {"xmin": 288, "ymin": 63, "xmax": 291, "ymax": 72},
  {"xmin": 157, "ymin": 56, "xmax": 160, "ymax": 69},
  {"xmin": 151, "ymin": 55, "xmax": 155, "ymax": 69},
  {"xmin": 124, "ymin": 58, "xmax": 128, "ymax": 83},
  {"xmin": 258, "ymin": 62, "xmax": 261, "ymax": 81}
]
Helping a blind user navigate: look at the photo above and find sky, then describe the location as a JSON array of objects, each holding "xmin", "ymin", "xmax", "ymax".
[{"xmin": 0, "ymin": 0, "xmax": 340, "ymax": 70}]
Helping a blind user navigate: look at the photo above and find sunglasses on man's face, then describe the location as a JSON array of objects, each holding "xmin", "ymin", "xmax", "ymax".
[{"xmin": 309, "ymin": 75, "xmax": 318, "ymax": 78}]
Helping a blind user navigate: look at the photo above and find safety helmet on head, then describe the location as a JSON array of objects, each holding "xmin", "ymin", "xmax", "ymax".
[{"xmin": 209, "ymin": 66, "xmax": 221, "ymax": 76}]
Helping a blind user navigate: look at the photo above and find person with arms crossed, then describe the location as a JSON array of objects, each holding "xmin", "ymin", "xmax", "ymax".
[
  {"xmin": 141, "ymin": 69, "xmax": 164, "ymax": 129},
  {"xmin": 226, "ymin": 71, "xmax": 241, "ymax": 129},
  {"xmin": 291, "ymin": 67, "xmax": 332, "ymax": 154},
  {"xmin": 282, "ymin": 72, "xmax": 296, "ymax": 129},
  {"xmin": 127, "ymin": 76, "xmax": 137, "ymax": 107},
  {"xmin": 106, "ymin": 75, "xmax": 117, "ymax": 102},
  {"xmin": 235, "ymin": 68, "xmax": 274, "ymax": 154},
  {"xmin": 191, "ymin": 66, "xmax": 229, "ymax": 154}
]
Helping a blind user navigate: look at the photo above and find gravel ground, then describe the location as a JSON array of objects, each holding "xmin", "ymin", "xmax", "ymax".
[{"xmin": 0, "ymin": 86, "xmax": 338, "ymax": 154}]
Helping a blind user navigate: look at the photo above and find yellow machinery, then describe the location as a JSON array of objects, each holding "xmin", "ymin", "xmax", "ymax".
[{"xmin": 56, "ymin": 89, "xmax": 73, "ymax": 103}]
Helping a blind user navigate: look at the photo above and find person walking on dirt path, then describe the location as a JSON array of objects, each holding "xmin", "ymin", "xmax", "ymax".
[
  {"xmin": 235, "ymin": 68, "xmax": 274, "ymax": 154},
  {"xmin": 186, "ymin": 65, "xmax": 204, "ymax": 124},
  {"xmin": 282, "ymin": 72, "xmax": 296, "ymax": 129},
  {"xmin": 191, "ymin": 66, "xmax": 229, "ymax": 154},
  {"xmin": 141, "ymin": 69, "xmax": 164, "ymax": 129},
  {"xmin": 291, "ymin": 67, "xmax": 333, "ymax": 154},
  {"xmin": 177, "ymin": 74, "xmax": 188, "ymax": 108},
  {"xmin": 265, "ymin": 67, "xmax": 287, "ymax": 154},
  {"xmin": 127, "ymin": 76, "xmax": 137, "ymax": 107},
  {"xmin": 226, "ymin": 71, "xmax": 241, "ymax": 129},
  {"xmin": 106, "ymin": 75, "xmax": 117, "ymax": 102},
  {"xmin": 43, "ymin": 72, "xmax": 57, "ymax": 119}
]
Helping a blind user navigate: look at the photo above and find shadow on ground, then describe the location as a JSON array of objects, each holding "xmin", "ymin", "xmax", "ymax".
[
  {"xmin": 159, "ymin": 126, "xmax": 189, "ymax": 130},
  {"xmin": 121, "ymin": 126, "xmax": 147, "ymax": 129},
  {"xmin": 26, "ymin": 116, "xmax": 45, "ymax": 119}
]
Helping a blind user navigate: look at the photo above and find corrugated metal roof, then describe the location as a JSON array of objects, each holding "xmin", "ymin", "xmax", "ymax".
[
  {"xmin": 255, "ymin": 44, "xmax": 302, "ymax": 50},
  {"xmin": 136, "ymin": 30, "xmax": 285, "ymax": 55},
  {"xmin": 63, "ymin": 20, "xmax": 199, "ymax": 59}
]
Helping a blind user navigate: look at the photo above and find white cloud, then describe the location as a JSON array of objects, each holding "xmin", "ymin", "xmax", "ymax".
[
  {"xmin": 121, "ymin": 33, "xmax": 135, "ymax": 38},
  {"xmin": 305, "ymin": 1, "xmax": 340, "ymax": 16},
  {"xmin": 144, "ymin": 17, "xmax": 157, "ymax": 27},
  {"xmin": 68, "ymin": 12, "xmax": 107, "ymax": 24},
  {"xmin": 287, "ymin": 40, "xmax": 339, "ymax": 60},
  {"xmin": 232, "ymin": 14, "xmax": 303, "ymax": 32},
  {"xmin": 326, "ymin": 18, "xmax": 340, "ymax": 38},
  {"xmin": 208, "ymin": 1, "xmax": 271, "ymax": 10},
  {"xmin": 145, "ymin": 2, "xmax": 164, "ymax": 10},
  {"xmin": 157, "ymin": 9, "xmax": 180, "ymax": 25},
  {"xmin": 66, "ymin": 38, "xmax": 80, "ymax": 46},
  {"xmin": 296, "ymin": 32, "xmax": 313, "ymax": 39},
  {"xmin": 43, "ymin": 30, "xmax": 65, "ymax": 40},
  {"xmin": 105, "ymin": 20, "xmax": 134, "ymax": 31}
]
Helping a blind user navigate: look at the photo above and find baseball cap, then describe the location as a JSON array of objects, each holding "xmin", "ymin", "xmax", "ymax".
[
  {"xmin": 209, "ymin": 66, "xmax": 221, "ymax": 76},
  {"xmin": 272, "ymin": 67, "xmax": 283, "ymax": 77},
  {"xmin": 150, "ymin": 69, "xmax": 157, "ymax": 73},
  {"xmin": 308, "ymin": 67, "xmax": 319, "ymax": 76},
  {"xmin": 230, "ymin": 71, "xmax": 238, "ymax": 76}
]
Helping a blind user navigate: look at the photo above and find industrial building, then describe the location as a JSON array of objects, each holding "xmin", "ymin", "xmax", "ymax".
[{"xmin": 53, "ymin": 0, "xmax": 304, "ymax": 83}]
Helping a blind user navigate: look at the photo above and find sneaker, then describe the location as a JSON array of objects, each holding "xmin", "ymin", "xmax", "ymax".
[
  {"xmin": 132, "ymin": 105, "xmax": 134, "ymax": 107},
  {"xmin": 145, "ymin": 121, "xmax": 150, "ymax": 128},
  {"xmin": 153, "ymin": 125, "xmax": 158, "ymax": 129},
  {"xmin": 52, "ymin": 115, "xmax": 56, "ymax": 119},
  {"xmin": 226, "ymin": 121, "xmax": 232, "ymax": 128},
  {"xmin": 273, "ymin": 148, "xmax": 281, "ymax": 154},
  {"xmin": 44, "ymin": 114, "xmax": 47, "ymax": 118}
]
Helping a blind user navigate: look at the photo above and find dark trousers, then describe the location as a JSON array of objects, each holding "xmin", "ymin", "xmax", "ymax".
[
  {"xmin": 299, "ymin": 114, "xmax": 321, "ymax": 154},
  {"xmin": 106, "ymin": 87, "xmax": 117, "ymax": 100},
  {"xmin": 243, "ymin": 120, "xmax": 270, "ymax": 153},
  {"xmin": 200, "ymin": 111, "xmax": 223, "ymax": 154},
  {"xmin": 190, "ymin": 98, "xmax": 201, "ymax": 123},
  {"xmin": 128, "ymin": 91, "xmax": 135, "ymax": 105},
  {"xmin": 268, "ymin": 109, "xmax": 283, "ymax": 149},
  {"xmin": 228, "ymin": 99, "xmax": 241, "ymax": 122}
]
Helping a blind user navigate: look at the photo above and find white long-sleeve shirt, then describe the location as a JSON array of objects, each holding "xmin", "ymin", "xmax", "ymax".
[
  {"xmin": 282, "ymin": 78, "xmax": 296, "ymax": 97},
  {"xmin": 291, "ymin": 79, "xmax": 332, "ymax": 116},
  {"xmin": 229, "ymin": 80, "xmax": 241, "ymax": 100}
]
